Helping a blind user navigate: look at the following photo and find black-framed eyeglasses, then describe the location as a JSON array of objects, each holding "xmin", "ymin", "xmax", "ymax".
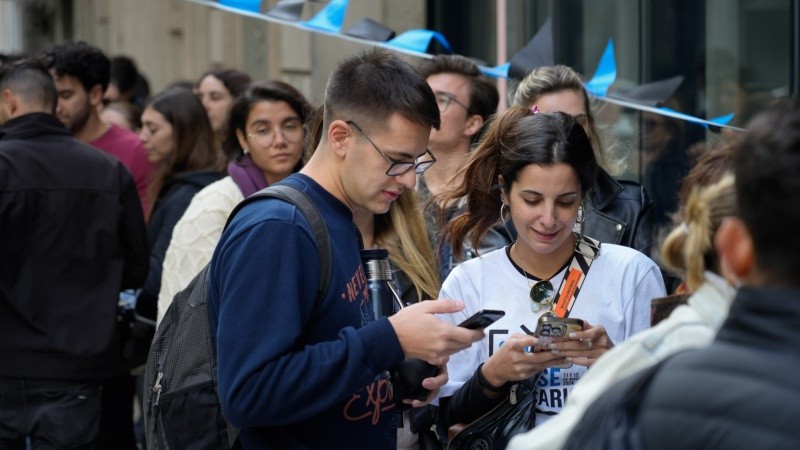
[
  {"xmin": 435, "ymin": 92, "xmax": 469, "ymax": 113},
  {"xmin": 346, "ymin": 121, "xmax": 436, "ymax": 176}
]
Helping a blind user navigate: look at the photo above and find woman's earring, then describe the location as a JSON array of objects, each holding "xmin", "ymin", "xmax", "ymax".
[
  {"xmin": 576, "ymin": 204, "xmax": 585, "ymax": 224},
  {"xmin": 242, "ymin": 146, "xmax": 250, "ymax": 155},
  {"xmin": 500, "ymin": 202, "xmax": 511, "ymax": 222}
]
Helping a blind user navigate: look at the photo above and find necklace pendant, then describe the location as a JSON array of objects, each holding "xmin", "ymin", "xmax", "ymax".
[
  {"xmin": 529, "ymin": 280, "xmax": 555, "ymax": 315},
  {"xmin": 529, "ymin": 280, "xmax": 555, "ymax": 305}
]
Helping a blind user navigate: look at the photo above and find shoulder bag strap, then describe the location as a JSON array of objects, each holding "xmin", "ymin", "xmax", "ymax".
[{"xmin": 552, "ymin": 234, "xmax": 601, "ymax": 318}]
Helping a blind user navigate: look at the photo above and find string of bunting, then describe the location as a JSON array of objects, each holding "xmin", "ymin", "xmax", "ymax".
[{"xmin": 189, "ymin": 0, "xmax": 743, "ymax": 132}]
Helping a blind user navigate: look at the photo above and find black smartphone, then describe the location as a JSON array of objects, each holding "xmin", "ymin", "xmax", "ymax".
[{"xmin": 458, "ymin": 309, "xmax": 506, "ymax": 329}]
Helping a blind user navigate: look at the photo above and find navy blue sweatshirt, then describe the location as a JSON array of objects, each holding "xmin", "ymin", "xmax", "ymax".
[{"xmin": 209, "ymin": 174, "xmax": 405, "ymax": 449}]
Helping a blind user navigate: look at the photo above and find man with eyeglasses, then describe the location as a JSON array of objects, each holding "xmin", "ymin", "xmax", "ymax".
[
  {"xmin": 207, "ymin": 49, "xmax": 484, "ymax": 449},
  {"xmin": 417, "ymin": 55, "xmax": 500, "ymax": 281},
  {"xmin": 347, "ymin": 120, "xmax": 437, "ymax": 176}
]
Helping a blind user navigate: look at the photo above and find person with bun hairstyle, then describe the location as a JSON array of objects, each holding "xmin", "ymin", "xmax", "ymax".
[
  {"xmin": 435, "ymin": 107, "xmax": 664, "ymax": 438},
  {"xmin": 507, "ymin": 140, "xmax": 738, "ymax": 450}
]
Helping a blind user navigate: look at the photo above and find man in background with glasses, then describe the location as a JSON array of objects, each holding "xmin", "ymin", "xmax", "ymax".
[
  {"xmin": 417, "ymin": 55, "xmax": 500, "ymax": 281},
  {"xmin": 208, "ymin": 49, "xmax": 484, "ymax": 449}
]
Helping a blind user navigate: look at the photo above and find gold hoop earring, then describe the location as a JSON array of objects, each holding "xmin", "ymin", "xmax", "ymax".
[
  {"xmin": 500, "ymin": 202, "xmax": 511, "ymax": 222},
  {"xmin": 576, "ymin": 204, "xmax": 585, "ymax": 224}
]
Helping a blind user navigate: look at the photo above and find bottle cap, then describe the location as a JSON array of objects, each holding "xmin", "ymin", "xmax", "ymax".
[{"xmin": 360, "ymin": 248, "xmax": 389, "ymax": 260}]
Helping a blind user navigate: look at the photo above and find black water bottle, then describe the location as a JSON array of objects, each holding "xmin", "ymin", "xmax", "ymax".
[
  {"xmin": 361, "ymin": 248, "xmax": 438, "ymax": 402},
  {"xmin": 361, "ymin": 249, "xmax": 398, "ymax": 319}
]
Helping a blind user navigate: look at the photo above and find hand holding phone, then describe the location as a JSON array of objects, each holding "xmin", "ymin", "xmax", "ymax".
[
  {"xmin": 533, "ymin": 315, "xmax": 584, "ymax": 352},
  {"xmin": 458, "ymin": 309, "xmax": 505, "ymax": 329}
]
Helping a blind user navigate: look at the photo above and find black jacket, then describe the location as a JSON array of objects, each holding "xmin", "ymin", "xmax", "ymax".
[
  {"xmin": 566, "ymin": 286, "xmax": 800, "ymax": 449},
  {"xmin": 582, "ymin": 169, "xmax": 653, "ymax": 257},
  {"xmin": 0, "ymin": 113, "xmax": 148, "ymax": 381},
  {"xmin": 135, "ymin": 170, "xmax": 222, "ymax": 320}
]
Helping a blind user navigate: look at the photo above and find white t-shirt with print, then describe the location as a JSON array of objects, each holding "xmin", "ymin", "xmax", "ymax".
[{"xmin": 437, "ymin": 243, "xmax": 665, "ymax": 425}]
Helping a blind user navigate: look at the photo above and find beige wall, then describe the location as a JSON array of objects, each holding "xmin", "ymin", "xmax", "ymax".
[
  {"xmin": 0, "ymin": 0, "xmax": 24, "ymax": 54},
  {"xmin": 61, "ymin": 0, "xmax": 426, "ymax": 104}
]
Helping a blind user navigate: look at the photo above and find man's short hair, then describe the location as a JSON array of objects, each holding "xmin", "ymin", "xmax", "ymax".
[
  {"xmin": 0, "ymin": 59, "xmax": 57, "ymax": 112},
  {"xmin": 735, "ymin": 98, "xmax": 800, "ymax": 284},
  {"xmin": 419, "ymin": 54, "xmax": 499, "ymax": 123},
  {"xmin": 323, "ymin": 48, "xmax": 440, "ymax": 133},
  {"xmin": 40, "ymin": 41, "xmax": 110, "ymax": 93}
]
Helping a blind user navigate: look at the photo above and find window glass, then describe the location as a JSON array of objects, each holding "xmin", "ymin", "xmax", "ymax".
[{"xmin": 432, "ymin": 0, "xmax": 794, "ymax": 236}]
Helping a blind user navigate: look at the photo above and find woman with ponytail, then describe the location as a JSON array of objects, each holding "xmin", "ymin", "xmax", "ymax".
[
  {"xmin": 436, "ymin": 107, "xmax": 665, "ymax": 437},
  {"xmin": 507, "ymin": 140, "xmax": 739, "ymax": 450},
  {"xmin": 510, "ymin": 65, "xmax": 653, "ymax": 255}
]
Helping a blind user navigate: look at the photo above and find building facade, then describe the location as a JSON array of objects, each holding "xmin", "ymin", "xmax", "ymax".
[{"xmin": 2, "ymin": 0, "xmax": 797, "ymax": 239}]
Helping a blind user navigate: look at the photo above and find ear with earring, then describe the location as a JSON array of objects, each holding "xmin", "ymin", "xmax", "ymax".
[
  {"xmin": 242, "ymin": 146, "xmax": 249, "ymax": 155},
  {"xmin": 500, "ymin": 202, "xmax": 511, "ymax": 222},
  {"xmin": 576, "ymin": 204, "xmax": 585, "ymax": 224},
  {"xmin": 499, "ymin": 193, "xmax": 512, "ymax": 222}
]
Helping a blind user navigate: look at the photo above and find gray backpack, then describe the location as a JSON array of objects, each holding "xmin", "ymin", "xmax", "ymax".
[{"xmin": 143, "ymin": 184, "xmax": 332, "ymax": 450}]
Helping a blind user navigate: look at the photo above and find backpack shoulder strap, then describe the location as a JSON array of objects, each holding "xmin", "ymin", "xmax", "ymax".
[{"xmin": 224, "ymin": 184, "xmax": 332, "ymax": 312}]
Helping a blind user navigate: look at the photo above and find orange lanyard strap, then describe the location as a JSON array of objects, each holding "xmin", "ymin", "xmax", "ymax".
[{"xmin": 552, "ymin": 235, "xmax": 600, "ymax": 318}]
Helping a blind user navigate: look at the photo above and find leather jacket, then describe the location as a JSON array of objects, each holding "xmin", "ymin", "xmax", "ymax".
[{"xmin": 582, "ymin": 169, "xmax": 654, "ymax": 257}]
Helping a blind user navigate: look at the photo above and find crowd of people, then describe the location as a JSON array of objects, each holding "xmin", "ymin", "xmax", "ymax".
[{"xmin": 1, "ymin": 39, "xmax": 798, "ymax": 450}]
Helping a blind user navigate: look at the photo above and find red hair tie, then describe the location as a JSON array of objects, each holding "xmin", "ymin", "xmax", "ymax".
[{"xmin": 531, "ymin": 105, "xmax": 540, "ymax": 114}]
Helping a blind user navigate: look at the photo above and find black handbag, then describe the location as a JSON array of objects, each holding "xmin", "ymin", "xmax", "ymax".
[{"xmin": 447, "ymin": 375, "xmax": 539, "ymax": 450}]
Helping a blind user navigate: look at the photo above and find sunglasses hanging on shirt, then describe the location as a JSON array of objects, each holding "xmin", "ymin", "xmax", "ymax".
[{"xmin": 517, "ymin": 233, "xmax": 601, "ymax": 318}]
